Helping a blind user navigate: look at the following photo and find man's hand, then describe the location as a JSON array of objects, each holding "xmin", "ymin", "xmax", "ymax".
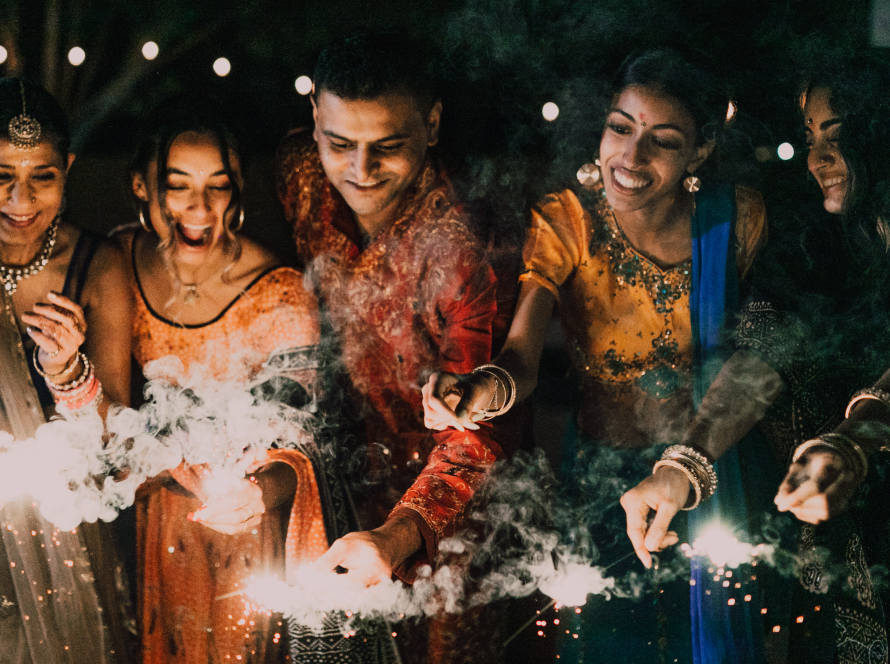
[{"xmin": 314, "ymin": 516, "xmax": 422, "ymax": 587}]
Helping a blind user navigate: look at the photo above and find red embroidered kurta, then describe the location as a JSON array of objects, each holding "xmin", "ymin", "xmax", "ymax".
[{"xmin": 277, "ymin": 132, "xmax": 503, "ymax": 579}]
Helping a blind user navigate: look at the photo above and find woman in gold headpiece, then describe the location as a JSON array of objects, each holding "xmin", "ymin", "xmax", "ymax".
[{"xmin": 0, "ymin": 77, "xmax": 134, "ymax": 662}]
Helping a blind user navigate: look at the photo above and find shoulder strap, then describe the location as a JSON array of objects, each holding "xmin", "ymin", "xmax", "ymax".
[{"xmin": 61, "ymin": 230, "xmax": 102, "ymax": 305}]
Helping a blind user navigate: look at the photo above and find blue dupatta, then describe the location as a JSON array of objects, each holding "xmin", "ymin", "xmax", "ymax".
[{"xmin": 688, "ymin": 181, "xmax": 767, "ymax": 663}]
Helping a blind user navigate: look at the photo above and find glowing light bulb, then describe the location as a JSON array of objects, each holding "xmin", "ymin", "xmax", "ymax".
[
  {"xmin": 142, "ymin": 42, "xmax": 159, "ymax": 60},
  {"xmin": 777, "ymin": 143, "xmax": 794, "ymax": 161},
  {"xmin": 295, "ymin": 76, "xmax": 313, "ymax": 95},
  {"xmin": 68, "ymin": 47, "xmax": 85, "ymax": 66},
  {"xmin": 542, "ymin": 102, "xmax": 559, "ymax": 121},
  {"xmin": 0, "ymin": 46, "xmax": 7, "ymax": 65},
  {"xmin": 726, "ymin": 100, "xmax": 738, "ymax": 123},
  {"xmin": 213, "ymin": 58, "xmax": 231, "ymax": 77}
]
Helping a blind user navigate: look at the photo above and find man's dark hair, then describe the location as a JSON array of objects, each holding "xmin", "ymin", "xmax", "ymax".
[{"xmin": 313, "ymin": 32, "xmax": 438, "ymax": 114}]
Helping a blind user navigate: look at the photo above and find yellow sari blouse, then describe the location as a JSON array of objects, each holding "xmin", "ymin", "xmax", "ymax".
[{"xmin": 521, "ymin": 180, "xmax": 766, "ymax": 447}]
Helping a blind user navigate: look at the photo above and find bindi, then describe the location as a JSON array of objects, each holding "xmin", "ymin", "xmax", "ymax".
[{"xmin": 639, "ymin": 113, "xmax": 647, "ymax": 127}]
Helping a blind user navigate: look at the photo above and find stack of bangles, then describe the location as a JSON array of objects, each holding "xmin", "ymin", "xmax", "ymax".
[
  {"xmin": 652, "ymin": 445, "xmax": 718, "ymax": 511},
  {"xmin": 792, "ymin": 433, "xmax": 868, "ymax": 483},
  {"xmin": 34, "ymin": 348, "xmax": 103, "ymax": 413},
  {"xmin": 789, "ymin": 387, "xmax": 890, "ymax": 482},
  {"xmin": 470, "ymin": 363, "xmax": 516, "ymax": 421}
]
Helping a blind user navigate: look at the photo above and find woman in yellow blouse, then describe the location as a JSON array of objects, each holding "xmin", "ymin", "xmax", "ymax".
[{"xmin": 422, "ymin": 48, "xmax": 767, "ymax": 663}]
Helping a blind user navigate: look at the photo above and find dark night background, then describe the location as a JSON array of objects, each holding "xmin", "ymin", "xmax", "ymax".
[
  {"xmin": 0, "ymin": 0, "xmax": 882, "ymax": 255},
  {"xmin": 2, "ymin": 2, "xmax": 885, "ymax": 659}
]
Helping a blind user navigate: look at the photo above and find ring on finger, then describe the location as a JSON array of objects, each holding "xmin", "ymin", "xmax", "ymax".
[{"xmin": 48, "ymin": 343, "xmax": 61, "ymax": 359}]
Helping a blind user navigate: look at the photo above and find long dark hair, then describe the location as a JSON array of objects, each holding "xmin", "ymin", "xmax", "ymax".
[
  {"xmin": 129, "ymin": 96, "xmax": 243, "ymax": 297},
  {"xmin": 803, "ymin": 54, "xmax": 890, "ymax": 248}
]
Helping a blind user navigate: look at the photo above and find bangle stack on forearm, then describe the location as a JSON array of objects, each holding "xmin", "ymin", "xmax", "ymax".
[
  {"xmin": 471, "ymin": 363, "xmax": 516, "ymax": 420},
  {"xmin": 653, "ymin": 445, "xmax": 718, "ymax": 511},
  {"xmin": 34, "ymin": 348, "xmax": 103, "ymax": 412},
  {"xmin": 793, "ymin": 433, "xmax": 869, "ymax": 483}
]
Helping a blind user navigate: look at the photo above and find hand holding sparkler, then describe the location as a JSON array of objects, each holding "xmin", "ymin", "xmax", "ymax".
[
  {"xmin": 775, "ymin": 448, "xmax": 858, "ymax": 524},
  {"xmin": 315, "ymin": 515, "xmax": 421, "ymax": 587},
  {"xmin": 189, "ymin": 476, "xmax": 265, "ymax": 535},
  {"xmin": 619, "ymin": 466, "xmax": 685, "ymax": 568}
]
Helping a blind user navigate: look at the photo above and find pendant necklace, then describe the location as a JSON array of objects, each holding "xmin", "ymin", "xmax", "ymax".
[{"xmin": 0, "ymin": 217, "xmax": 60, "ymax": 296}]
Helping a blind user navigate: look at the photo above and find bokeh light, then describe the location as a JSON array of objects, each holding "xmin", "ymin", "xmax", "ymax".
[
  {"xmin": 68, "ymin": 47, "xmax": 85, "ymax": 66},
  {"xmin": 213, "ymin": 58, "xmax": 231, "ymax": 77},
  {"xmin": 777, "ymin": 143, "xmax": 795, "ymax": 161},
  {"xmin": 0, "ymin": 46, "xmax": 7, "ymax": 65},
  {"xmin": 142, "ymin": 41, "xmax": 159, "ymax": 60},
  {"xmin": 542, "ymin": 102, "xmax": 559, "ymax": 121},
  {"xmin": 295, "ymin": 76, "xmax": 313, "ymax": 95}
]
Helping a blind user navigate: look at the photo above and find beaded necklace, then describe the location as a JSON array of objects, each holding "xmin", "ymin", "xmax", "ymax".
[{"xmin": 0, "ymin": 216, "xmax": 60, "ymax": 295}]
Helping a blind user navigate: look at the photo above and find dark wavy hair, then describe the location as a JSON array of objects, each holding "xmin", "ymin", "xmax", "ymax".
[
  {"xmin": 803, "ymin": 54, "xmax": 890, "ymax": 241},
  {"xmin": 612, "ymin": 47, "xmax": 731, "ymax": 147},
  {"xmin": 128, "ymin": 96, "xmax": 243, "ymax": 301},
  {"xmin": 313, "ymin": 32, "xmax": 438, "ymax": 114},
  {"xmin": 0, "ymin": 77, "xmax": 70, "ymax": 156}
]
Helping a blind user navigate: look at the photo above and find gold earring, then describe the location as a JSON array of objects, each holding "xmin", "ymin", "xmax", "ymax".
[
  {"xmin": 139, "ymin": 208, "xmax": 151, "ymax": 233},
  {"xmin": 577, "ymin": 159, "xmax": 601, "ymax": 189},
  {"xmin": 683, "ymin": 174, "xmax": 701, "ymax": 193},
  {"xmin": 232, "ymin": 207, "xmax": 244, "ymax": 232}
]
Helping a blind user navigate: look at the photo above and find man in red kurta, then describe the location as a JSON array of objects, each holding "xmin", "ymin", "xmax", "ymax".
[{"xmin": 276, "ymin": 33, "xmax": 503, "ymax": 588}]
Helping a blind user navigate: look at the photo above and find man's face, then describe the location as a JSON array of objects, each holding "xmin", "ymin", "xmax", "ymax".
[{"xmin": 313, "ymin": 89, "xmax": 441, "ymax": 233}]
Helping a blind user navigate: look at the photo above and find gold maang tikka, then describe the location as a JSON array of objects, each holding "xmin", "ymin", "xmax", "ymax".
[{"xmin": 8, "ymin": 80, "xmax": 41, "ymax": 152}]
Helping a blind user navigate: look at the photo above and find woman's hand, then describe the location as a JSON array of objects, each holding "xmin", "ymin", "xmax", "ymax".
[
  {"xmin": 421, "ymin": 371, "xmax": 497, "ymax": 432},
  {"xmin": 774, "ymin": 449, "xmax": 859, "ymax": 524},
  {"xmin": 620, "ymin": 466, "xmax": 686, "ymax": 568},
  {"xmin": 22, "ymin": 292, "xmax": 87, "ymax": 379},
  {"xmin": 189, "ymin": 477, "xmax": 265, "ymax": 535}
]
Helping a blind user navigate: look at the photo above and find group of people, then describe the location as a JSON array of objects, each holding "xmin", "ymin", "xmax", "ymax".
[{"xmin": 0, "ymin": 29, "xmax": 888, "ymax": 664}]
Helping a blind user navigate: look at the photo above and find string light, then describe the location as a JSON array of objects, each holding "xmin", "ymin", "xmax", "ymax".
[
  {"xmin": 542, "ymin": 102, "xmax": 559, "ymax": 121},
  {"xmin": 777, "ymin": 143, "xmax": 795, "ymax": 161},
  {"xmin": 0, "ymin": 46, "xmax": 7, "ymax": 65},
  {"xmin": 213, "ymin": 58, "xmax": 231, "ymax": 77},
  {"xmin": 68, "ymin": 47, "xmax": 85, "ymax": 66},
  {"xmin": 295, "ymin": 76, "xmax": 312, "ymax": 95},
  {"xmin": 142, "ymin": 41, "xmax": 159, "ymax": 60}
]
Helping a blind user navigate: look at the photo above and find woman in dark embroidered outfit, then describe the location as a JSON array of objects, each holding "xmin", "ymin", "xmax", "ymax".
[
  {"xmin": 423, "ymin": 49, "xmax": 768, "ymax": 663},
  {"xmin": 0, "ymin": 78, "xmax": 135, "ymax": 662},
  {"xmin": 123, "ymin": 98, "xmax": 392, "ymax": 664},
  {"xmin": 739, "ymin": 57, "xmax": 890, "ymax": 664}
]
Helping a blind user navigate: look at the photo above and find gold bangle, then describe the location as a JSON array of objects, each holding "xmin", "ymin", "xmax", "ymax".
[
  {"xmin": 845, "ymin": 388, "xmax": 890, "ymax": 418},
  {"xmin": 653, "ymin": 459, "xmax": 702, "ymax": 511},
  {"xmin": 33, "ymin": 346, "xmax": 80, "ymax": 380},
  {"xmin": 793, "ymin": 434, "xmax": 868, "ymax": 482},
  {"xmin": 662, "ymin": 444, "xmax": 717, "ymax": 498},
  {"xmin": 473, "ymin": 364, "xmax": 516, "ymax": 416}
]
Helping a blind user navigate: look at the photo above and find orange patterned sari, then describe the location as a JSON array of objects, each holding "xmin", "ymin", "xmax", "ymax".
[{"xmin": 132, "ymin": 263, "xmax": 328, "ymax": 664}]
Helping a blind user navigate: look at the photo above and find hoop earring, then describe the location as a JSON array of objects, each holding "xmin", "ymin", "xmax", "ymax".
[
  {"xmin": 577, "ymin": 159, "xmax": 601, "ymax": 189},
  {"xmin": 232, "ymin": 207, "xmax": 244, "ymax": 232},
  {"xmin": 139, "ymin": 208, "xmax": 152, "ymax": 233}
]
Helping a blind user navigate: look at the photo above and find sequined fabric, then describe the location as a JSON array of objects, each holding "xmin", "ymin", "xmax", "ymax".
[
  {"xmin": 276, "ymin": 132, "xmax": 503, "ymax": 581},
  {"xmin": 132, "ymin": 265, "xmax": 329, "ymax": 664},
  {"xmin": 520, "ymin": 180, "xmax": 765, "ymax": 447}
]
